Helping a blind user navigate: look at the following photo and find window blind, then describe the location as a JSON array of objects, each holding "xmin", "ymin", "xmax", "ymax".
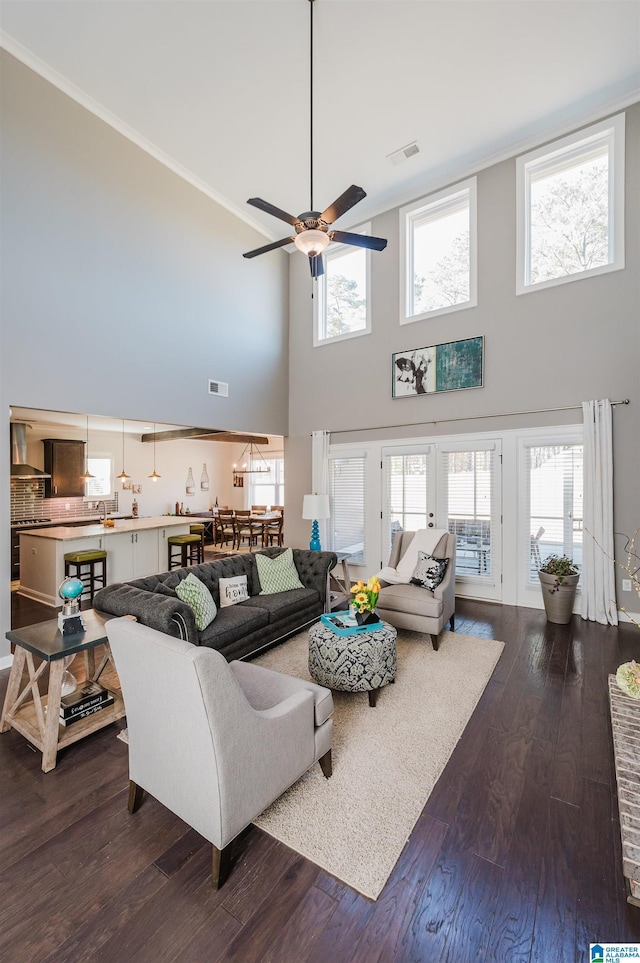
[{"xmin": 328, "ymin": 455, "xmax": 366, "ymax": 563}]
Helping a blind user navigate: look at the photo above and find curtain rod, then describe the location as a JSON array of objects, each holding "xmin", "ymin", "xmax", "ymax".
[{"xmin": 328, "ymin": 398, "xmax": 630, "ymax": 436}]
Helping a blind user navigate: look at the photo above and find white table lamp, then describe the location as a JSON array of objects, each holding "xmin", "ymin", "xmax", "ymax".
[{"xmin": 302, "ymin": 493, "xmax": 330, "ymax": 551}]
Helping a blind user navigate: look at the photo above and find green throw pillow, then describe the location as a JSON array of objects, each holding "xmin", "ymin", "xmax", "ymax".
[
  {"xmin": 175, "ymin": 572, "xmax": 217, "ymax": 631},
  {"xmin": 256, "ymin": 548, "xmax": 304, "ymax": 595}
]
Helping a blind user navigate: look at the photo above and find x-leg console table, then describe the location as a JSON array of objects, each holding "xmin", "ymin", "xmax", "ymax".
[{"xmin": 2, "ymin": 609, "xmax": 124, "ymax": 772}]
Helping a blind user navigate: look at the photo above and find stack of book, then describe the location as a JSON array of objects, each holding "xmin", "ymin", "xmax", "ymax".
[{"xmin": 59, "ymin": 680, "xmax": 114, "ymax": 727}]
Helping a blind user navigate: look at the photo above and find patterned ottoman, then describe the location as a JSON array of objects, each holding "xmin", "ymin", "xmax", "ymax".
[{"xmin": 308, "ymin": 620, "xmax": 397, "ymax": 707}]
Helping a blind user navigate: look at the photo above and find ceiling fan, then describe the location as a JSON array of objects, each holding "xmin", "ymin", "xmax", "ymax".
[{"xmin": 242, "ymin": 0, "xmax": 387, "ymax": 279}]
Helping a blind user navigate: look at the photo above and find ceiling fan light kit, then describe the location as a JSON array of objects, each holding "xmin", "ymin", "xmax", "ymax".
[{"xmin": 242, "ymin": 0, "xmax": 387, "ymax": 280}]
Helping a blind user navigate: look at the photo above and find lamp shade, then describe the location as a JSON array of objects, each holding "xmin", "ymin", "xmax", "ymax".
[
  {"xmin": 294, "ymin": 230, "xmax": 330, "ymax": 257},
  {"xmin": 302, "ymin": 493, "xmax": 330, "ymax": 520}
]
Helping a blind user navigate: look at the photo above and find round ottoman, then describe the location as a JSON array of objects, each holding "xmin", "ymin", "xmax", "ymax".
[{"xmin": 308, "ymin": 620, "xmax": 397, "ymax": 707}]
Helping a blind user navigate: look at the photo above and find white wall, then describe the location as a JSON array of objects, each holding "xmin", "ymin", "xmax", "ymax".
[
  {"xmin": 285, "ymin": 104, "xmax": 640, "ymax": 605},
  {"xmin": 0, "ymin": 51, "xmax": 290, "ymax": 656}
]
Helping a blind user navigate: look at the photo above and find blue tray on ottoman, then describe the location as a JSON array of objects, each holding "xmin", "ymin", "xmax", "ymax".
[{"xmin": 320, "ymin": 613, "xmax": 384, "ymax": 637}]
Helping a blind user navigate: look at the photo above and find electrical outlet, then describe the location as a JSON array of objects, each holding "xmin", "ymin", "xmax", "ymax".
[
  {"xmin": 65, "ymin": 502, "xmax": 70, "ymax": 510},
  {"xmin": 31, "ymin": 548, "xmax": 37, "ymax": 555},
  {"xmin": 622, "ymin": 579, "xmax": 632, "ymax": 592}
]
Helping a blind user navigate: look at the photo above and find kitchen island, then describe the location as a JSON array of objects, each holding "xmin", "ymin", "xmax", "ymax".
[{"xmin": 19, "ymin": 516, "xmax": 193, "ymax": 607}]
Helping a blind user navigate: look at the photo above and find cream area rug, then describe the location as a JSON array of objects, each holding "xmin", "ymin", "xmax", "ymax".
[{"xmin": 252, "ymin": 628, "xmax": 504, "ymax": 900}]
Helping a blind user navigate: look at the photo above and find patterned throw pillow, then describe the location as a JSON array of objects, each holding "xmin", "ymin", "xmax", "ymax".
[
  {"xmin": 255, "ymin": 548, "xmax": 304, "ymax": 595},
  {"xmin": 410, "ymin": 552, "xmax": 449, "ymax": 591},
  {"xmin": 175, "ymin": 572, "xmax": 217, "ymax": 630},
  {"xmin": 218, "ymin": 574, "xmax": 250, "ymax": 608}
]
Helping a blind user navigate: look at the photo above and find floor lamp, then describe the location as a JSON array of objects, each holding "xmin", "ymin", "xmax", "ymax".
[{"xmin": 302, "ymin": 494, "xmax": 330, "ymax": 551}]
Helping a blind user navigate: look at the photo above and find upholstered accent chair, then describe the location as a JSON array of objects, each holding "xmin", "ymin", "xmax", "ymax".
[
  {"xmin": 106, "ymin": 617, "xmax": 334, "ymax": 888},
  {"xmin": 376, "ymin": 531, "xmax": 457, "ymax": 651}
]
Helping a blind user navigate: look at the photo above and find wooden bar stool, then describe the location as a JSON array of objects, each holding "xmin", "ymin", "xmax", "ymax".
[
  {"xmin": 64, "ymin": 549, "xmax": 107, "ymax": 602},
  {"xmin": 168, "ymin": 533, "xmax": 203, "ymax": 570},
  {"xmin": 190, "ymin": 523, "xmax": 206, "ymax": 555}
]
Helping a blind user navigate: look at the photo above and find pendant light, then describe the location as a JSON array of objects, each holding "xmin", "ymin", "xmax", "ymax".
[
  {"xmin": 80, "ymin": 414, "xmax": 94, "ymax": 481},
  {"xmin": 117, "ymin": 419, "xmax": 130, "ymax": 484},
  {"xmin": 232, "ymin": 440, "xmax": 271, "ymax": 475},
  {"xmin": 148, "ymin": 423, "xmax": 161, "ymax": 481}
]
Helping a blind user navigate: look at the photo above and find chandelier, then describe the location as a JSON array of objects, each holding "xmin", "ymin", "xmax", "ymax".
[{"xmin": 232, "ymin": 440, "xmax": 271, "ymax": 475}]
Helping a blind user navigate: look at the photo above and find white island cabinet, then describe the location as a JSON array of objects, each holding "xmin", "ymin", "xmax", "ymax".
[{"xmin": 18, "ymin": 517, "xmax": 192, "ymax": 607}]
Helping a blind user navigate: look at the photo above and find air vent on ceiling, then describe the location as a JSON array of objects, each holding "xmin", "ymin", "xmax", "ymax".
[
  {"xmin": 208, "ymin": 379, "xmax": 229, "ymax": 397},
  {"xmin": 387, "ymin": 141, "xmax": 420, "ymax": 166}
]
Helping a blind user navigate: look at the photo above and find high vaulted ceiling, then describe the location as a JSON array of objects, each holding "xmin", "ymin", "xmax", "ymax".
[{"xmin": 1, "ymin": 1, "xmax": 639, "ymax": 242}]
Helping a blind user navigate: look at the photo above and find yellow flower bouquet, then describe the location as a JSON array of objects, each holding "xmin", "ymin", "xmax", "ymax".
[{"xmin": 350, "ymin": 576, "xmax": 381, "ymax": 625}]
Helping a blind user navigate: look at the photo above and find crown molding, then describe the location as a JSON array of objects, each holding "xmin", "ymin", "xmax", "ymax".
[{"xmin": 0, "ymin": 32, "xmax": 276, "ymax": 241}]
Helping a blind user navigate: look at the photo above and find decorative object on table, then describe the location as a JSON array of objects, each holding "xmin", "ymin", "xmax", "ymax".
[
  {"xmin": 200, "ymin": 463, "xmax": 209, "ymax": 491},
  {"xmin": 321, "ymin": 612, "xmax": 383, "ymax": 637},
  {"xmin": 116, "ymin": 418, "xmax": 130, "ymax": 485},
  {"xmin": 57, "ymin": 576, "xmax": 86, "ymax": 636},
  {"xmin": 538, "ymin": 554, "xmax": 580, "ymax": 623},
  {"xmin": 350, "ymin": 576, "xmax": 381, "ymax": 625},
  {"xmin": 302, "ymin": 493, "xmax": 330, "ymax": 551},
  {"xmin": 148, "ymin": 423, "xmax": 161, "ymax": 481},
  {"xmin": 616, "ymin": 661, "xmax": 640, "ymax": 699},
  {"xmin": 60, "ymin": 695, "xmax": 115, "ymax": 726},
  {"xmin": 132, "ymin": 498, "xmax": 139, "ymax": 517},
  {"xmin": 241, "ymin": 0, "xmax": 387, "ymax": 281},
  {"xmin": 59, "ymin": 681, "xmax": 112, "ymax": 722},
  {"xmin": 392, "ymin": 336, "xmax": 483, "ymax": 398},
  {"xmin": 185, "ymin": 467, "xmax": 195, "ymax": 495}
]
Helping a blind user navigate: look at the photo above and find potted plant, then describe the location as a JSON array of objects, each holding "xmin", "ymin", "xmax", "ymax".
[
  {"xmin": 350, "ymin": 576, "xmax": 381, "ymax": 626},
  {"xmin": 538, "ymin": 554, "xmax": 580, "ymax": 624}
]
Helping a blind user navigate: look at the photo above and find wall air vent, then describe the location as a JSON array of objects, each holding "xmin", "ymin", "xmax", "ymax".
[
  {"xmin": 208, "ymin": 379, "xmax": 229, "ymax": 398},
  {"xmin": 387, "ymin": 141, "xmax": 420, "ymax": 166}
]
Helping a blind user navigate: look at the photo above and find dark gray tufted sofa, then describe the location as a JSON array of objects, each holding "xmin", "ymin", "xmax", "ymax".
[{"xmin": 94, "ymin": 547, "xmax": 337, "ymax": 662}]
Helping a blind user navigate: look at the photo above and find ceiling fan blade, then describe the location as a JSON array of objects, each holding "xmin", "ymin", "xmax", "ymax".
[
  {"xmin": 331, "ymin": 230, "xmax": 388, "ymax": 252},
  {"xmin": 320, "ymin": 185, "xmax": 367, "ymax": 224},
  {"xmin": 309, "ymin": 254, "xmax": 325, "ymax": 278},
  {"xmin": 243, "ymin": 236, "xmax": 295, "ymax": 259},
  {"xmin": 247, "ymin": 197, "xmax": 302, "ymax": 228}
]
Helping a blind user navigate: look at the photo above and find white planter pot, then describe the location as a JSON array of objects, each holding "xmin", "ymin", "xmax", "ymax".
[{"xmin": 538, "ymin": 571, "xmax": 580, "ymax": 624}]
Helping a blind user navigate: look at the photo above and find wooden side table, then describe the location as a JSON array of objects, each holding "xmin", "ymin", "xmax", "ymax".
[{"xmin": 1, "ymin": 609, "xmax": 125, "ymax": 772}]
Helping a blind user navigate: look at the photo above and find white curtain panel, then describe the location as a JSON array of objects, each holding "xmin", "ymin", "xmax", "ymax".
[
  {"xmin": 311, "ymin": 430, "xmax": 330, "ymax": 550},
  {"xmin": 581, "ymin": 399, "xmax": 618, "ymax": 625}
]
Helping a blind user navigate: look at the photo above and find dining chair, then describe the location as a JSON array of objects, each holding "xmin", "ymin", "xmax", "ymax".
[
  {"xmin": 216, "ymin": 511, "xmax": 235, "ymax": 548},
  {"xmin": 264, "ymin": 513, "xmax": 284, "ymax": 547},
  {"xmin": 251, "ymin": 505, "xmax": 267, "ymax": 514}
]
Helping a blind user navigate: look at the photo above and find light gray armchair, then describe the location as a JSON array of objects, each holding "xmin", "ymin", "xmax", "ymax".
[
  {"xmin": 106, "ymin": 617, "xmax": 334, "ymax": 888},
  {"xmin": 376, "ymin": 531, "xmax": 456, "ymax": 651}
]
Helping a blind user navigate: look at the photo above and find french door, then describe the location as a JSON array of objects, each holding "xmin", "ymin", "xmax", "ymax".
[{"xmin": 382, "ymin": 441, "xmax": 502, "ymax": 601}]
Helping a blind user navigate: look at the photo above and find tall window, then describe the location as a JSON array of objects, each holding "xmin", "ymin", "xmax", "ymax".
[
  {"xmin": 315, "ymin": 226, "xmax": 370, "ymax": 346},
  {"xmin": 517, "ymin": 114, "xmax": 625, "ymax": 294},
  {"xmin": 328, "ymin": 455, "xmax": 365, "ymax": 563},
  {"xmin": 525, "ymin": 444, "xmax": 583, "ymax": 581},
  {"xmin": 250, "ymin": 458, "xmax": 284, "ymax": 507},
  {"xmin": 401, "ymin": 178, "xmax": 477, "ymax": 323},
  {"xmin": 441, "ymin": 447, "xmax": 495, "ymax": 579}
]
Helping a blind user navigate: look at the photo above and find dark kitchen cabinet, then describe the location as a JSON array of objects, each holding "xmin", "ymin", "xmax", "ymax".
[{"xmin": 43, "ymin": 439, "xmax": 85, "ymax": 498}]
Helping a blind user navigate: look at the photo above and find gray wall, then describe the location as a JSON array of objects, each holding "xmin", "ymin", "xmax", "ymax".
[
  {"xmin": 0, "ymin": 51, "xmax": 289, "ymax": 654},
  {"xmin": 286, "ymin": 105, "xmax": 640, "ymax": 586}
]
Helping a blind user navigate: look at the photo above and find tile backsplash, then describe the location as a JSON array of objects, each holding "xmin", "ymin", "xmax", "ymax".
[{"xmin": 10, "ymin": 479, "xmax": 118, "ymax": 523}]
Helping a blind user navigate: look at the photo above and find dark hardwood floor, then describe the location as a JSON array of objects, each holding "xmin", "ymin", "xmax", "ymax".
[{"xmin": 2, "ymin": 594, "xmax": 640, "ymax": 962}]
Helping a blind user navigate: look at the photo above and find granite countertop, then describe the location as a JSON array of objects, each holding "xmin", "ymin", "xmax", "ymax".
[{"xmin": 19, "ymin": 516, "xmax": 193, "ymax": 541}]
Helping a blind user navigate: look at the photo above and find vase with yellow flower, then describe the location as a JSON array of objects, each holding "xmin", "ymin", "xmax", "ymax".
[{"xmin": 350, "ymin": 576, "xmax": 381, "ymax": 626}]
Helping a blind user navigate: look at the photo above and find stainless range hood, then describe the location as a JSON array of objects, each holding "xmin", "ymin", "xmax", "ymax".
[{"xmin": 10, "ymin": 423, "xmax": 51, "ymax": 479}]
